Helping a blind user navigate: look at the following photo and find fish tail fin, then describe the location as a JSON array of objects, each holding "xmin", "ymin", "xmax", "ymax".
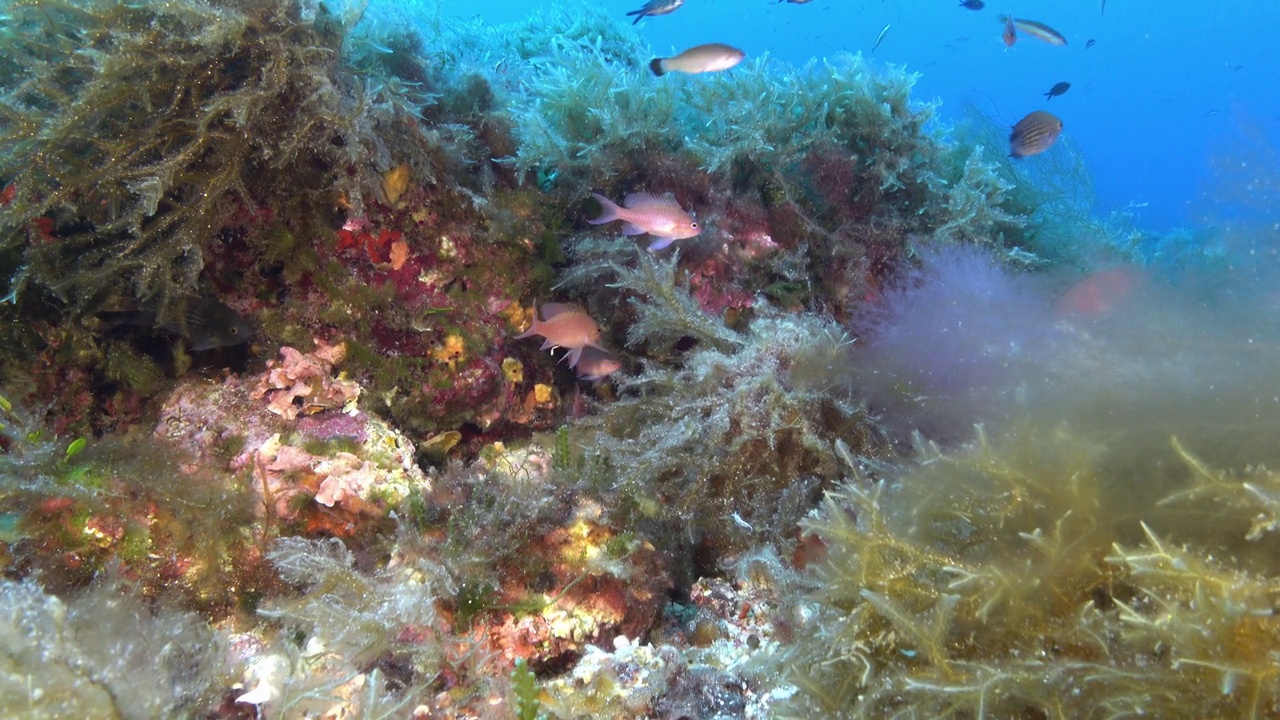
[
  {"xmin": 566, "ymin": 346, "xmax": 584, "ymax": 369},
  {"xmin": 588, "ymin": 193, "xmax": 621, "ymax": 225},
  {"xmin": 649, "ymin": 58, "xmax": 666, "ymax": 76},
  {"xmin": 630, "ymin": 12, "xmax": 643, "ymax": 24}
]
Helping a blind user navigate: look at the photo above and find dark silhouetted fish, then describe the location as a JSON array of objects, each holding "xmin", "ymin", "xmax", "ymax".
[
  {"xmin": 1044, "ymin": 82, "xmax": 1071, "ymax": 100},
  {"xmin": 625, "ymin": 0, "xmax": 684, "ymax": 24},
  {"xmin": 1009, "ymin": 110, "xmax": 1063, "ymax": 158},
  {"xmin": 100, "ymin": 296, "xmax": 253, "ymax": 350},
  {"xmin": 959, "ymin": 0, "xmax": 985, "ymax": 9},
  {"xmin": 1086, "ymin": 38, "xmax": 1096, "ymax": 49}
]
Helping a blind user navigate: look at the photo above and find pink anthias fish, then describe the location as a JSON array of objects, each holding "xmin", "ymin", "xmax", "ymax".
[
  {"xmin": 588, "ymin": 192, "xmax": 700, "ymax": 251},
  {"xmin": 573, "ymin": 346, "xmax": 623, "ymax": 382},
  {"xmin": 516, "ymin": 302, "xmax": 607, "ymax": 369}
]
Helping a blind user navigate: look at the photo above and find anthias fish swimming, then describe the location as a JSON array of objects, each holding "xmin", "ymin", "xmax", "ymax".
[
  {"xmin": 516, "ymin": 302, "xmax": 607, "ymax": 369},
  {"xmin": 588, "ymin": 192, "xmax": 700, "ymax": 251}
]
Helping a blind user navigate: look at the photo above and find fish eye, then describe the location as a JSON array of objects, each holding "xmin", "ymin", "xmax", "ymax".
[
  {"xmin": 691, "ymin": 222, "xmax": 698, "ymax": 228},
  {"xmin": 229, "ymin": 327, "xmax": 239, "ymax": 335}
]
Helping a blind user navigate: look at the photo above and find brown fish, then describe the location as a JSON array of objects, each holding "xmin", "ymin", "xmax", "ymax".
[
  {"xmin": 1010, "ymin": 110, "xmax": 1063, "ymax": 158},
  {"xmin": 650, "ymin": 43, "xmax": 745, "ymax": 76},
  {"xmin": 625, "ymin": 0, "xmax": 683, "ymax": 24},
  {"xmin": 516, "ymin": 302, "xmax": 606, "ymax": 369}
]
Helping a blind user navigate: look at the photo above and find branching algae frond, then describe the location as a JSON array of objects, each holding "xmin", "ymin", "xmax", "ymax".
[
  {"xmin": 782, "ymin": 426, "xmax": 1280, "ymax": 719},
  {"xmin": 573, "ymin": 262, "xmax": 879, "ymax": 567},
  {"xmin": 0, "ymin": 0, "xmax": 396, "ymax": 311}
]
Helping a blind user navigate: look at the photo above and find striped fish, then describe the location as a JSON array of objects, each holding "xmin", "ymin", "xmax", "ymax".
[
  {"xmin": 1009, "ymin": 111, "xmax": 1063, "ymax": 158},
  {"xmin": 1007, "ymin": 17, "xmax": 1068, "ymax": 46}
]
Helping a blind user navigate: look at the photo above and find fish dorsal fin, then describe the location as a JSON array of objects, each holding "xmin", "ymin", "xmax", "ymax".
[
  {"xmin": 540, "ymin": 302, "xmax": 587, "ymax": 319},
  {"xmin": 623, "ymin": 192, "xmax": 680, "ymax": 209}
]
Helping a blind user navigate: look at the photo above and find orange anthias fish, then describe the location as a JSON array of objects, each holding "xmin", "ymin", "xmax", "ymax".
[
  {"xmin": 1002, "ymin": 15, "xmax": 1017, "ymax": 47},
  {"xmin": 516, "ymin": 302, "xmax": 607, "ymax": 369},
  {"xmin": 1054, "ymin": 266, "xmax": 1144, "ymax": 319},
  {"xmin": 588, "ymin": 192, "xmax": 700, "ymax": 251},
  {"xmin": 574, "ymin": 346, "xmax": 623, "ymax": 382}
]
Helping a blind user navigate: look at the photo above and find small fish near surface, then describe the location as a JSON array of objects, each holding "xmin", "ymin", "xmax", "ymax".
[
  {"xmin": 650, "ymin": 43, "xmax": 745, "ymax": 76},
  {"xmin": 1044, "ymin": 81, "xmax": 1071, "ymax": 100},
  {"xmin": 588, "ymin": 192, "xmax": 700, "ymax": 251},
  {"xmin": 959, "ymin": 0, "xmax": 985, "ymax": 9},
  {"xmin": 1009, "ymin": 110, "xmax": 1063, "ymax": 158},
  {"xmin": 99, "ymin": 296, "xmax": 253, "ymax": 351},
  {"xmin": 1002, "ymin": 16, "xmax": 1068, "ymax": 46},
  {"xmin": 1085, "ymin": 38, "xmax": 1096, "ymax": 50},
  {"xmin": 1002, "ymin": 15, "xmax": 1017, "ymax": 47},
  {"xmin": 516, "ymin": 302, "xmax": 607, "ymax": 369},
  {"xmin": 625, "ymin": 0, "xmax": 683, "ymax": 24}
]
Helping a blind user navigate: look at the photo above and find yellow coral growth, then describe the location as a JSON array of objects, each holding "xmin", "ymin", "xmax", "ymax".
[
  {"xmin": 502, "ymin": 357, "xmax": 524, "ymax": 384},
  {"xmin": 431, "ymin": 334, "xmax": 466, "ymax": 369},
  {"xmin": 534, "ymin": 384, "xmax": 553, "ymax": 404},
  {"xmin": 381, "ymin": 163, "xmax": 411, "ymax": 206},
  {"xmin": 502, "ymin": 301, "xmax": 530, "ymax": 331}
]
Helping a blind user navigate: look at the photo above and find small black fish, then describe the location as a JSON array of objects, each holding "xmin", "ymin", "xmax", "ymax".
[
  {"xmin": 625, "ymin": 0, "xmax": 684, "ymax": 24},
  {"xmin": 1085, "ymin": 38, "xmax": 1096, "ymax": 49},
  {"xmin": 1044, "ymin": 81, "xmax": 1071, "ymax": 100},
  {"xmin": 100, "ymin": 297, "xmax": 253, "ymax": 351},
  {"xmin": 959, "ymin": 0, "xmax": 985, "ymax": 9}
]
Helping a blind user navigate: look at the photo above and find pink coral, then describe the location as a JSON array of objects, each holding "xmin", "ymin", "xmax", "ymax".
[
  {"xmin": 255, "ymin": 340, "xmax": 360, "ymax": 420},
  {"xmin": 313, "ymin": 453, "xmax": 379, "ymax": 508}
]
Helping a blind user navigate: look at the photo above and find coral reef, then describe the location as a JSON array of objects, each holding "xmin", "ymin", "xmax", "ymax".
[{"xmin": 3, "ymin": 0, "xmax": 1271, "ymax": 718}]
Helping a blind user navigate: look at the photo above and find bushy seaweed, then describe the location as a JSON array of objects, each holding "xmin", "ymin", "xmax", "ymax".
[
  {"xmin": 564, "ymin": 253, "xmax": 882, "ymax": 578},
  {"xmin": 0, "ymin": 0, "xmax": 433, "ymax": 314},
  {"xmin": 780, "ymin": 422, "xmax": 1280, "ymax": 719}
]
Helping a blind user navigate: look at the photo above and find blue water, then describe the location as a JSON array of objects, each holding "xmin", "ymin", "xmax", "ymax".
[{"xmin": 418, "ymin": 0, "xmax": 1280, "ymax": 234}]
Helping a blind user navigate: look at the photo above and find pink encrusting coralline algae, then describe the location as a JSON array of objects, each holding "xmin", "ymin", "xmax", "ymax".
[{"xmin": 516, "ymin": 302, "xmax": 608, "ymax": 369}]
